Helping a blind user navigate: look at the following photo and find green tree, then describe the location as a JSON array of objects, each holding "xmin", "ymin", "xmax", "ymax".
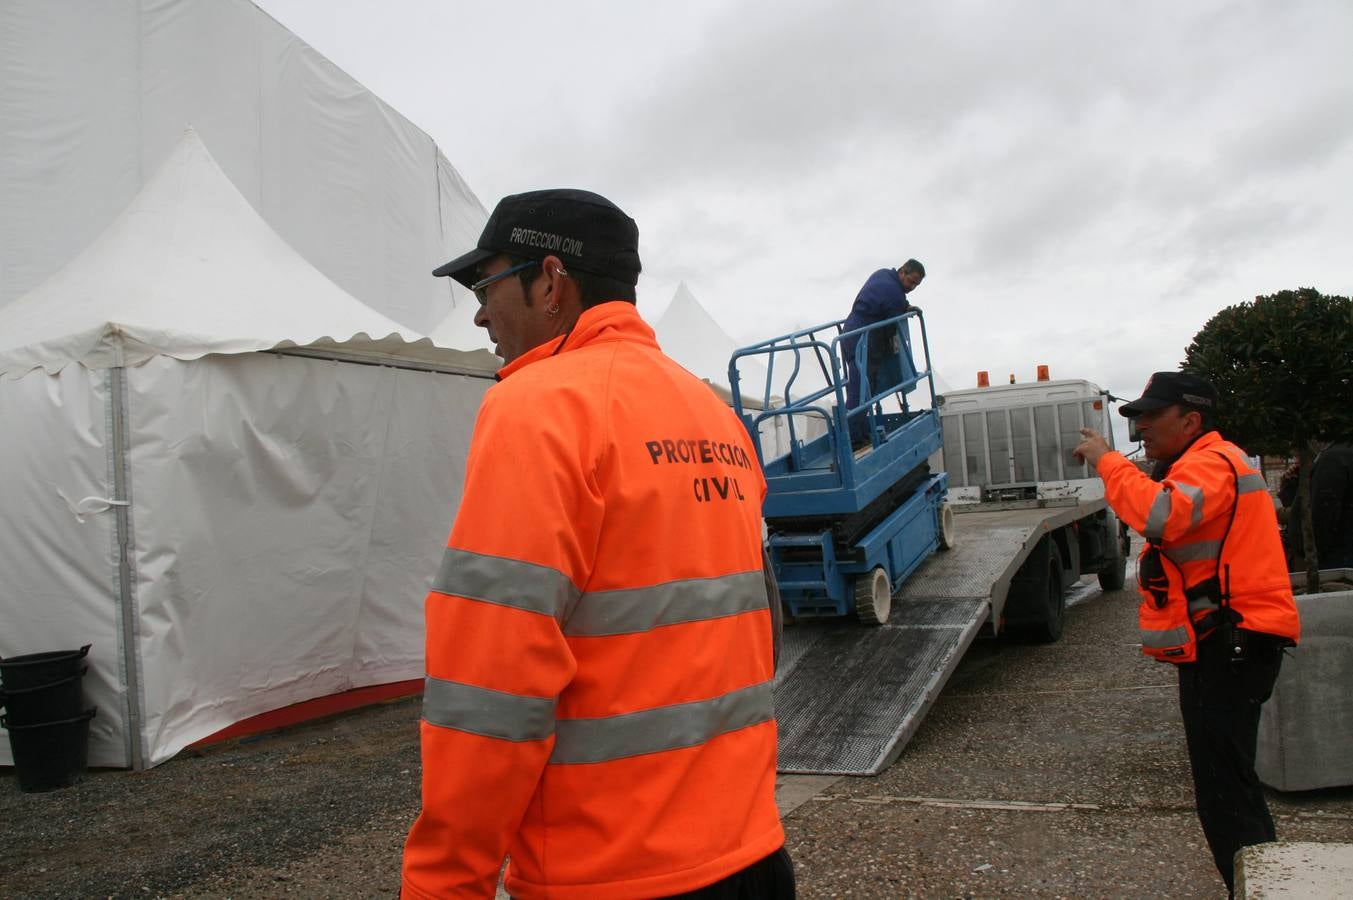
[{"xmin": 1183, "ymin": 287, "xmax": 1353, "ymax": 591}]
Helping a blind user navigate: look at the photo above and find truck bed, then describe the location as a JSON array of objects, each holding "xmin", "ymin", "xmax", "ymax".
[
  {"xmin": 897, "ymin": 501, "xmax": 1105, "ymax": 611},
  {"xmin": 772, "ymin": 500, "xmax": 1106, "ymax": 775}
]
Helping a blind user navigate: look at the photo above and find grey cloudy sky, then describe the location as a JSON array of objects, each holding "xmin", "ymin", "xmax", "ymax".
[{"xmin": 257, "ymin": 0, "xmax": 1351, "ymax": 445}]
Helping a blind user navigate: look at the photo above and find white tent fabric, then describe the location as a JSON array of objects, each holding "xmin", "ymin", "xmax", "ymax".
[
  {"xmin": 0, "ymin": 129, "xmax": 496, "ymax": 379},
  {"xmin": 653, "ymin": 283, "xmax": 828, "ymax": 461},
  {"xmin": 0, "ymin": 130, "xmax": 496, "ymax": 769},
  {"xmin": 0, "ymin": 356, "xmax": 490, "ymax": 769},
  {"xmin": 0, "ymin": 0, "xmax": 485, "ymax": 335},
  {"xmin": 653, "ymin": 282, "xmax": 770, "ymax": 402},
  {"xmin": 427, "ymin": 291, "xmax": 494, "ymax": 357}
]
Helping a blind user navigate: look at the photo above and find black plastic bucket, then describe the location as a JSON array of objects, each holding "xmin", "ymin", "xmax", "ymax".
[
  {"xmin": 3, "ymin": 707, "xmax": 97, "ymax": 793},
  {"xmin": 0, "ymin": 644, "xmax": 91, "ymax": 692},
  {"xmin": 0, "ymin": 666, "xmax": 87, "ymax": 726}
]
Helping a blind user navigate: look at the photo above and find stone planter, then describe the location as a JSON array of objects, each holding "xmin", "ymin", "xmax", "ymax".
[{"xmin": 1256, "ymin": 568, "xmax": 1353, "ymax": 792}]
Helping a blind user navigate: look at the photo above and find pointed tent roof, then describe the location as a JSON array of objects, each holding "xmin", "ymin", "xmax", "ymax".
[
  {"xmin": 653, "ymin": 282, "xmax": 772, "ymax": 403},
  {"xmin": 0, "ymin": 129, "xmax": 498, "ymax": 379}
]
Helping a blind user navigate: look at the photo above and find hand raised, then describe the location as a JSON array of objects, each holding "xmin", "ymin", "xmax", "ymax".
[{"xmin": 1074, "ymin": 427, "xmax": 1112, "ymax": 468}]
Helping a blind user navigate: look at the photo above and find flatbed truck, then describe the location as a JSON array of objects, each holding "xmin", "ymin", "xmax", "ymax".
[{"xmin": 730, "ymin": 333, "xmax": 1129, "ymax": 775}]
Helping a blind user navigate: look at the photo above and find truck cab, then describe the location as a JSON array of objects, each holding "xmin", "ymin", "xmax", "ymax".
[
  {"xmin": 938, "ymin": 377, "xmax": 1116, "ymax": 504},
  {"xmin": 936, "ymin": 374, "xmax": 1130, "ymax": 640}
]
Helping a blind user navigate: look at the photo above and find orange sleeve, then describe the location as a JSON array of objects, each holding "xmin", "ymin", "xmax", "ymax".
[{"xmin": 1098, "ymin": 450, "xmax": 1236, "ymax": 543}]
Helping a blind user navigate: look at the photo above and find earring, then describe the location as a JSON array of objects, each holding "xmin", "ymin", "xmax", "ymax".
[
  {"xmin": 546, "ymin": 304, "xmax": 560, "ymax": 316},
  {"xmin": 555, "ymin": 267, "xmax": 568, "ymax": 278}
]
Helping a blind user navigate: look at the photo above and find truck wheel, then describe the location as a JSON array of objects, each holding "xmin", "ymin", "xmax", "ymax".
[
  {"xmin": 1031, "ymin": 554, "xmax": 1066, "ymax": 643},
  {"xmin": 1007, "ymin": 546, "xmax": 1066, "ymax": 644},
  {"xmin": 855, "ymin": 566, "xmax": 892, "ymax": 626},
  {"xmin": 1097, "ymin": 520, "xmax": 1129, "ymax": 592},
  {"xmin": 937, "ymin": 503, "xmax": 956, "ymax": 550}
]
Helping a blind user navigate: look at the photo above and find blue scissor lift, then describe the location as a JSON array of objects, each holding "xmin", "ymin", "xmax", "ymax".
[{"xmin": 730, "ymin": 309, "xmax": 949, "ymax": 625}]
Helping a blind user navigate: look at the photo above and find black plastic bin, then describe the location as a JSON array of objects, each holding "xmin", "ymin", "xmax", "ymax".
[
  {"xmin": 0, "ymin": 666, "xmax": 87, "ymax": 726},
  {"xmin": 0, "ymin": 644, "xmax": 91, "ymax": 692},
  {"xmin": 3, "ymin": 707, "xmax": 97, "ymax": 792},
  {"xmin": 0, "ymin": 644, "xmax": 91, "ymax": 724}
]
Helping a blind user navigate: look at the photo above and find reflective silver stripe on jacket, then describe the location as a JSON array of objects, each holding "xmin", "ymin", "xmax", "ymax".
[
  {"xmin": 1163, "ymin": 539, "xmax": 1223, "ymax": 565},
  {"xmin": 1175, "ymin": 482, "xmax": 1205, "ymax": 529},
  {"xmin": 1145, "ymin": 482, "xmax": 1206, "ymax": 541},
  {"xmin": 1236, "ymin": 473, "xmax": 1267, "ymax": 495},
  {"xmin": 431, "ymin": 548, "xmax": 580, "ymax": 621},
  {"xmin": 1143, "ymin": 488, "xmax": 1173, "ymax": 541},
  {"xmin": 433, "ymin": 549, "xmax": 766, "ymax": 636},
  {"xmin": 422, "ymin": 676, "xmax": 557, "ymax": 742},
  {"xmin": 550, "ymin": 680, "xmax": 774, "ymax": 765},
  {"xmin": 566, "ymin": 571, "xmax": 768, "ymax": 637},
  {"xmin": 1187, "ymin": 594, "xmax": 1218, "ymax": 615},
  {"xmin": 1141, "ymin": 626, "xmax": 1190, "ymax": 650}
]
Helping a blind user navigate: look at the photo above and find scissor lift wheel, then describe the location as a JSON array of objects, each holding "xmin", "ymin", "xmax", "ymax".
[
  {"xmin": 855, "ymin": 566, "xmax": 892, "ymax": 626},
  {"xmin": 938, "ymin": 503, "xmax": 956, "ymax": 550}
]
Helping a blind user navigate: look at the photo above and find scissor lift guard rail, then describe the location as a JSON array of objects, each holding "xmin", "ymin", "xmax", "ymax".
[{"xmin": 729, "ymin": 309, "xmax": 949, "ymax": 625}]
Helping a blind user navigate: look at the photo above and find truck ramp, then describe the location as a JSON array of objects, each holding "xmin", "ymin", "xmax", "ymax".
[
  {"xmin": 774, "ymin": 596, "xmax": 987, "ymax": 775},
  {"xmin": 773, "ymin": 502, "xmax": 1104, "ymax": 775}
]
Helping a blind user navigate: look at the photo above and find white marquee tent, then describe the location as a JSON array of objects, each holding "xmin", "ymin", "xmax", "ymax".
[
  {"xmin": 654, "ymin": 283, "xmax": 827, "ymax": 461},
  {"xmin": 0, "ymin": 0, "xmax": 486, "ymax": 337},
  {"xmin": 653, "ymin": 282, "xmax": 770, "ymax": 402},
  {"xmin": 0, "ymin": 131, "xmax": 499, "ymax": 769}
]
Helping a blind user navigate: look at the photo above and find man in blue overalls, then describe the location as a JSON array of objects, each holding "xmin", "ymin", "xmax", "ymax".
[{"xmin": 841, "ymin": 259, "xmax": 925, "ymax": 447}]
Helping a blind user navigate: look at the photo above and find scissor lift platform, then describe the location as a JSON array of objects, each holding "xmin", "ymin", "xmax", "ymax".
[{"xmin": 731, "ymin": 309, "xmax": 950, "ymax": 620}]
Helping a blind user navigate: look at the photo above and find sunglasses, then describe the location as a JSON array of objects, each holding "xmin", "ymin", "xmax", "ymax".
[{"xmin": 470, "ymin": 261, "xmax": 539, "ymax": 304}]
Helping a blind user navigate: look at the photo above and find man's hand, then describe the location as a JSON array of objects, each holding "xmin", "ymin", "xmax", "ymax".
[{"xmin": 1074, "ymin": 427, "xmax": 1113, "ymax": 469}]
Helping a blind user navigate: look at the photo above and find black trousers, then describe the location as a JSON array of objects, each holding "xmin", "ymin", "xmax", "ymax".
[
  {"xmin": 1177, "ymin": 631, "xmax": 1285, "ymax": 893},
  {"xmin": 661, "ymin": 847, "xmax": 795, "ymax": 899}
]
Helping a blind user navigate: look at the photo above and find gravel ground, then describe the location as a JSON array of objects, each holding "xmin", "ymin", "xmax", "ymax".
[
  {"xmin": 784, "ymin": 579, "xmax": 1353, "ymax": 898},
  {"xmin": 2, "ymin": 576, "xmax": 1350, "ymax": 898}
]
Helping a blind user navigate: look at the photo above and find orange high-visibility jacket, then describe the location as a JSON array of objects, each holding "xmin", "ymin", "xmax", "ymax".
[
  {"xmin": 1096, "ymin": 432, "xmax": 1299, "ymax": 663},
  {"xmin": 402, "ymin": 302, "xmax": 783, "ymax": 900}
]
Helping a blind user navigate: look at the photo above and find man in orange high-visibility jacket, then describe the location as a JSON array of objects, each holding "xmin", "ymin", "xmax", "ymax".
[
  {"xmin": 402, "ymin": 189, "xmax": 791, "ymax": 899},
  {"xmin": 1075, "ymin": 371, "xmax": 1299, "ymax": 896}
]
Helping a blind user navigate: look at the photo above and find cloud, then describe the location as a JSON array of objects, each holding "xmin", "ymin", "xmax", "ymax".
[{"xmin": 253, "ymin": 0, "xmax": 1352, "ymax": 424}]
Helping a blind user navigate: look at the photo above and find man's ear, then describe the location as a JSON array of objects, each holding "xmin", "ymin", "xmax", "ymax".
[
  {"xmin": 540, "ymin": 254, "xmax": 568, "ymax": 282},
  {"xmin": 540, "ymin": 254, "xmax": 581, "ymax": 311}
]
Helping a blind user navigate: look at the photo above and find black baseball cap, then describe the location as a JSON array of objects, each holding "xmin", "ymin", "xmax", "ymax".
[
  {"xmin": 432, "ymin": 188, "xmax": 642, "ymax": 289},
  {"xmin": 1119, "ymin": 371, "xmax": 1218, "ymax": 417}
]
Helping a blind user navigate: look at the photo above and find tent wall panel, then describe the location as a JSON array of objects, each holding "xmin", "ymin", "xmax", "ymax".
[
  {"xmin": 1, "ymin": 354, "xmax": 491, "ymax": 769},
  {"xmin": 0, "ymin": 367, "xmax": 129, "ymax": 767},
  {"xmin": 127, "ymin": 353, "xmax": 388, "ymax": 763},
  {"xmin": 122, "ymin": 353, "xmax": 489, "ymax": 766},
  {"xmin": 348, "ymin": 367, "xmax": 488, "ymax": 686}
]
